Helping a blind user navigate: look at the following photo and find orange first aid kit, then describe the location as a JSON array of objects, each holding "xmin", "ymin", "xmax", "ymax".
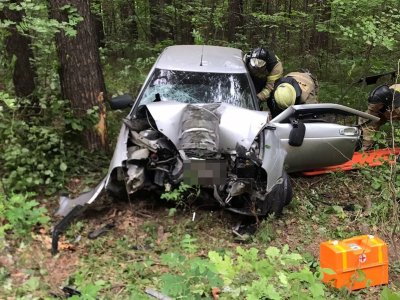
[{"xmin": 320, "ymin": 235, "xmax": 388, "ymax": 290}]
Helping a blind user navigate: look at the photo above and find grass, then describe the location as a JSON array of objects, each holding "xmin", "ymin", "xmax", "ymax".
[{"xmin": 0, "ymin": 164, "xmax": 399, "ymax": 299}]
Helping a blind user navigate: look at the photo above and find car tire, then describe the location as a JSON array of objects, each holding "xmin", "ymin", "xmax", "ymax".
[
  {"xmin": 267, "ymin": 183, "xmax": 285, "ymax": 217},
  {"xmin": 268, "ymin": 172, "xmax": 292, "ymax": 217},
  {"xmin": 107, "ymin": 183, "xmax": 129, "ymax": 202},
  {"xmin": 282, "ymin": 171, "xmax": 293, "ymax": 206}
]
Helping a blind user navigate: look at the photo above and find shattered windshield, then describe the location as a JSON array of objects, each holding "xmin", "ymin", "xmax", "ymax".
[{"xmin": 139, "ymin": 69, "xmax": 256, "ymax": 109}]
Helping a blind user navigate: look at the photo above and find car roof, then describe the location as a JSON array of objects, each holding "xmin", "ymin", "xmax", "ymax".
[{"xmin": 154, "ymin": 45, "xmax": 246, "ymax": 74}]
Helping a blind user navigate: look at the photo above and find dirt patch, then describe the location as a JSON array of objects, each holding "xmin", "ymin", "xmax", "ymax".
[
  {"xmin": 41, "ymin": 249, "xmax": 80, "ymax": 291},
  {"xmin": 0, "ymin": 237, "xmax": 80, "ymax": 297}
]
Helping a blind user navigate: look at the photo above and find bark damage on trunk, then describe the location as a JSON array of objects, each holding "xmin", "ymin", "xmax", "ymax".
[{"xmin": 50, "ymin": 0, "xmax": 108, "ymax": 151}]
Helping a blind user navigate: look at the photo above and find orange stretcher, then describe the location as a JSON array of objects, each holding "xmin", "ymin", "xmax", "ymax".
[
  {"xmin": 302, "ymin": 148, "xmax": 400, "ymax": 176},
  {"xmin": 320, "ymin": 235, "xmax": 388, "ymax": 290}
]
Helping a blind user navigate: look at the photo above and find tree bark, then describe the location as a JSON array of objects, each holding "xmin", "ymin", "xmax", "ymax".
[
  {"xmin": 310, "ymin": 0, "xmax": 331, "ymax": 53},
  {"xmin": 177, "ymin": 1, "xmax": 194, "ymax": 44},
  {"xmin": 121, "ymin": 0, "xmax": 138, "ymax": 40},
  {"xmin": 149, "ymin": 0, "xmax": 172, "ymax": 43},
  {"xmin": 227, "ymin": 0, "xmax": 244, "ymax": 41},
  {"xmin": 0, "ymin": 0, "xmax": 37, "ymax": 98},
  {"xmin": 50, "ymin": 0, "xmax": 108, "ymax": 151},
  {"xmin": 91, "ymin": 0, "xmax": 106, "ymax": 48}
]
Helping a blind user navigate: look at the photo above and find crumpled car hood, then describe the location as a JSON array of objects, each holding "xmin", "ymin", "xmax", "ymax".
[
  {"xmin": 144, "ymin": 101, "xmax": 269, "ymax": 152},
  {"xmin": 57, "ymin": 101, "xmax": 276, "ymax": 217}
]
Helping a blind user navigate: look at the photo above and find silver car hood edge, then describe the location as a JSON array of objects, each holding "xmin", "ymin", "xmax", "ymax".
[
  {"xmin": 55, "ymin": 178, "xmax": 106, "ymax": 216},
  {"xmin": 145, "ymin": 101, "xmax": 269, "ymax": 151}
]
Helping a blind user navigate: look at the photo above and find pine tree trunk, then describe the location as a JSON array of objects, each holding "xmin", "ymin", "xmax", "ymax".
[
  {"xmin": 0, "ymin": 0, "xmax": 37, "ymax": 98},
  {"xmin": 121, "ymin": 0, "xmax": 138, "ymax": 40},
  {"xmin": 310, "ymin": 1, "xmax": 331, "ymax": 53},
  {"xmin": 227, "ymin": 0, "xmax": 244, "ymax": 41},
  {"xmin": 149, "ymin": 0, "xmax": 172, "ymax": 43},
  {"xmin": 50, "ymin": 0, "xmax": 108, "ymax": 151},
  {"xmin": 91, "ymin": 0, "xmax": 106, "ymax": 48}
]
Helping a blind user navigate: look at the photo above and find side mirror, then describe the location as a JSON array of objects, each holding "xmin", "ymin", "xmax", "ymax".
[
  {"xmin": 109, "ymin": 94, "xmax": 134, "ymax": 110},
  {"xmin": 288, "ymin": 120, "xmax": 306, "ymax": 147}
]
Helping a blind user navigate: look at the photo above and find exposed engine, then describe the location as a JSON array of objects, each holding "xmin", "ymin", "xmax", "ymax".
[
  {"xmin": 118, "ymin": 104, "xmax": 285, "ymax": 216},
  {"xmin": 178, "ymin": 103, "xmax": 221, "ymax": 159},
  {"xmin": 123, "ymin": 109, "xmax": 183, "ymax": 193}
]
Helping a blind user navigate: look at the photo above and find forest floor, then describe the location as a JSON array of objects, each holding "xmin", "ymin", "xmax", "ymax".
[{"xmin": 1, "ymin": 169, "xmax": 399, "ymax": 299}]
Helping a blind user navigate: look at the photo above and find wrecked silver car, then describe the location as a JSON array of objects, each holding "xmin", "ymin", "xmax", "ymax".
[{"xmin": 52, "ymin": 45, "xmax": 379, "ymax": 253}]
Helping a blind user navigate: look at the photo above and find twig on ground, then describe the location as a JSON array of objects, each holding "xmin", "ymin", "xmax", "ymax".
[{"xmin": 145, "ymin": 288, "xmax": 173, "ymax": 300}]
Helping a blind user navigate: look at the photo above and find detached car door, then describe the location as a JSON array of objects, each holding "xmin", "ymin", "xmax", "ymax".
[{"xmin": 270, "ymin": 104, "xmax": 380, "ymax": 173}]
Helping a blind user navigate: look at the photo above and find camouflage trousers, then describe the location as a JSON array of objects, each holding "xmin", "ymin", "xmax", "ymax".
[{"xmin": 360, "ymin": 103, "xmax": 400, "ymax": 149}]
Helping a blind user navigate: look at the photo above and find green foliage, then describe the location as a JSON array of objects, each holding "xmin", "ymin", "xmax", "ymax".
[
  {"xmin": 155, "ymin": 244, "xmax": 329, "ymax": 299},
  {"xmin": 314, "ymin": 0, "xmax": 400, "ymax": 81},
  {"xmin": 208, "ymin": 245, "xmax": 327, "ymax": 299},
  {"xmin": 160, "ymin": 182, "xmax": 191, "ymax": 201},
  {"xmin": 0, "ymin": 0, "xmax": 111, "ymax": 194},
  {"xmin": 180, "ymin": 234, "xmax": 198, "ymax": 254},
  {"xmin": 160, "ymin": 182, "xmax": 200, "ymax": 207},
  {"xmin": 361, "ymin": 164, "xmax": 400, "ymax": 224},
  {"xmin": 324, "ymin": 0, "xmax": 400, "ymax": 51},
  {"xmin": 0, "ymin": 92, "xmax": 99, "ymax": 194},
  {"xmin": 159, "ymin": 252, "xmax": 223, "ymax": 299},
  {"xmin": 0, "ymin": 193, "xmax": 49, "ymax": 239},
  {"xmin": 103, "ymin": 49, "xmax": 156, "ymax": 96},
  {"xmin": 0, "ymin": 0, "xmax": 85, "ymax": 96},
  {"xmin": 192, "ymin": 29, "xmax": 204, "ymax": 45},
  {"xmin": 68, "ymin": 270, "xmax": 108, "ymax": 300},
  {"xmin": 0, "ymin": 1, "xmax": 399, "ymax": 298},
  {"xmin": 381, "ymin": 287, "xmax": 400, "ymax": 300},
  {"xmin": 255, "ymin": 216, "xmax": 277, "ymax": 243}
]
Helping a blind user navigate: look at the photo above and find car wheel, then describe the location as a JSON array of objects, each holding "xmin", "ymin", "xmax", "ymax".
[
  {"xmin": 269, "ymin": 185, "xmax": 285, "ymax": 217},
  {"xmin": 282, "ymin": 171, "xmax": 293, "ymax": 206},
  {"xmin": 266, "ymin": 172, "xmax": 292, "ymax": 217},
  {"xmin": 107, "ymin": 182, "xmax": 129, "ymax": 202}
]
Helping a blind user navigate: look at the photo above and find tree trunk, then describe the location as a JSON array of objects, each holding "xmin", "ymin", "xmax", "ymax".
[
  {"xmin": 121, "ymin": 0, "xmax": 138, "ymax": 40},
  {"xmin": 177, "ymin": 1, "xmax": 194, "ymax": 44},
  {"xmin": 91, "ymin": 0, "xmax": 106, "ymax": 48},
  {"xmin": 0, "ymin": 0, "xmax": 37, "ymax": 98},
  {"xmin": 50, "ymin": 0, "xmax": 108, "ymax": 151},
  {"xmin": 227, "ymin": 0, "xmax": 244, "ymax": 41},
  {"xmin": 310, "ymin": 0, "xmax": 331, "ymax": 53},
  {"xmin": 149, "ymin": 0, "xmax": 172, "ymax": 43}
]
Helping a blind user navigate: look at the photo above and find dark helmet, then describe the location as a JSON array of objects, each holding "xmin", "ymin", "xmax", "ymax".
[
  {"xmin": 368, "ymin": 85, "xmax": 392, "ymax": 105},
  {"xmin": 248, "ymin": 47, "xmax": 270, "ymax": 69}
]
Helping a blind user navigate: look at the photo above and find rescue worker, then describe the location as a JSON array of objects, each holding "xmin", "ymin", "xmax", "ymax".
[
  {"xmin": 361, "ymin": 84, "xmax": 400, "ymax": 150},
  {"xmin": 244, "ymin": 47, "xmax": 283, "ymax": 102},
  {"xmin": 267, "ymin": 70, "xmax": 319, "ymax": 118}
]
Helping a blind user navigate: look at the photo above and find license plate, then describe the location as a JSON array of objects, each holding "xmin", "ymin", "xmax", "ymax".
[{"xmin": 183, "ymin": 159, "xmax": 227, "ymax": 185}]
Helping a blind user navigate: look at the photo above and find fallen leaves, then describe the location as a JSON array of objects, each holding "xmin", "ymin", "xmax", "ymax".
[{"xmin": 32, "ymin": 228, "xmax": 75, "ymax": 252}]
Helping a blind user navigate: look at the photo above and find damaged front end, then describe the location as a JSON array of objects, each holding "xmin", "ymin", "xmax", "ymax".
[{"xmin": 53, "ymin": 101, "xmax": 288, "ymax": 253}]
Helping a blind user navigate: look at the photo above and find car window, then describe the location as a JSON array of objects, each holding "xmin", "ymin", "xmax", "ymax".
[{"xmin": 139, "ymin": 69, "xmax": 256, "ymax": 109}]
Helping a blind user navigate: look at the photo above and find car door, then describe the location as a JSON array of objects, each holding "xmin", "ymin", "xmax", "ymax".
[{"xmin": 270, "ymin": 104, "xmax": 380, "ymax": 173}]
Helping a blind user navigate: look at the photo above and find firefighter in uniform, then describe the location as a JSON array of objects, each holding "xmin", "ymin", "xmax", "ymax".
[
  {"xmin": 361, "ymin": 84, "xmax": 400, "ymax": 150},
  {"xmin": 267, "ymin": 71, "xmax": 319, "ymax": 118},
  {"xmin": 244, "ymin": 47, "xmax": 283, "ymax": 102}
]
